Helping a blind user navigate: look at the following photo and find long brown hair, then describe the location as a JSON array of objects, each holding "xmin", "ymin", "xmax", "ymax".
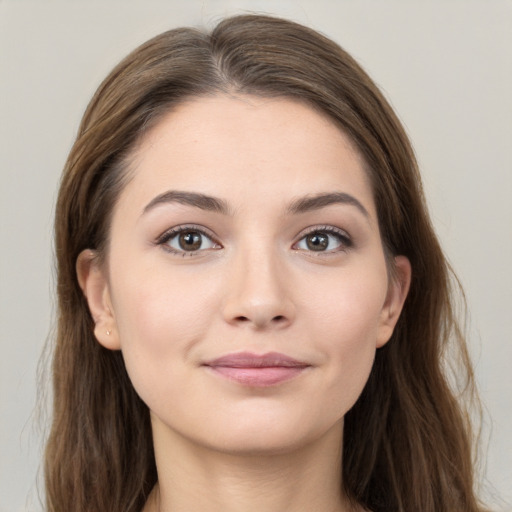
[{"xmin": 45, "ymin": 14, "xmax": 485, "ymax": 512}]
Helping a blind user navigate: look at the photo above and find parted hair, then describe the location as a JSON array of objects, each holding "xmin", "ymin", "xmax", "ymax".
[{"xmin": 45, "ymin": 14, "xmax": 485, "ymax": 512}]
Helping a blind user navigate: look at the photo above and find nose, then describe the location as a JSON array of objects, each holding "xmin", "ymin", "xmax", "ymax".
[{"xmin": 222, "ymin": 242, "xmax": 296, "ymax": 330}]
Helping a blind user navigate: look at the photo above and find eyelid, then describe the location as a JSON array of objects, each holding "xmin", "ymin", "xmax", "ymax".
[
  {"xmin": 155, "ymin": 224, "xmax": 222, "ymax": 255},
  {"xmin": 292, "ymin": 225, "xmax": 353, "ymax": 252}
]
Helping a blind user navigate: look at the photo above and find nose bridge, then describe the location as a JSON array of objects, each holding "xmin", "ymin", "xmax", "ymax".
[{"xmin": 222, "ymin": 235, "xmax": 294, "ymax": 329}]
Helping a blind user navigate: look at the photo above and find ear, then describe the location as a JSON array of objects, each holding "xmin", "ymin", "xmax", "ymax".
[
  {"xmin": 376, "ymin": 255, "xmax": 411, "ymax": 348},
  {"xmin": 76, "ymin": 249, "xmax": 120, "ymax": 350}
]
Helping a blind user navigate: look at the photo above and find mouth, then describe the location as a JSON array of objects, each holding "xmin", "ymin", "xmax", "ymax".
[{"xmin": 202, "ymin": 351, "xmax": 311, "ymax": 387}]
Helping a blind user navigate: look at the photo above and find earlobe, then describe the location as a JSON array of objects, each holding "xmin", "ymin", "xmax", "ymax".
[
  {"xmin": 376, "ymin": 255, "xmax": 411, "ymax": 348},
  {"xmin": 76, "ymin": 249, "xmax": 121, "ymax": 350}
]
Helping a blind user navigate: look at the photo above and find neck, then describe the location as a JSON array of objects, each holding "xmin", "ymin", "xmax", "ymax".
[{"xmin": 144, "ymin": 416, "xmax": 360, "ymax": 512}]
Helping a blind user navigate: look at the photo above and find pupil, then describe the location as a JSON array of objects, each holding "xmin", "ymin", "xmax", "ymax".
[
  {"xmin": 307, "ymin": 233, "xmax": 328, "ymax": 251},
  {"xmin": 179, "ymin": 231, "xmax": 201, "ymax": 251}
]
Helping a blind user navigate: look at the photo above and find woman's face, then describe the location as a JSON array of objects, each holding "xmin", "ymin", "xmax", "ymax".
[{"xmin": 79, "ymin": 94, "xmax": 409, "ymax": 455}]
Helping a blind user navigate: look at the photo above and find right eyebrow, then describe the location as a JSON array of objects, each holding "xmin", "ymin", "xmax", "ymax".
[
  {"xmin": 287, "ymin": 192, "xmax": 369, "ymax": 218},
  {"xmin": 141, "ymin": 190, "xmax": 232, "ymax": 217}
]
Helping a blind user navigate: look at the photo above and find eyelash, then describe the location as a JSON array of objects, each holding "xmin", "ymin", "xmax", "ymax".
[
  {"xmin": 293, "ymin": 225, "xmax": 353, "ymax": 254},
  {"xmin": 155, "ymin": 224, "xmax": 221, "ymax": 257},
  {"xmin": 155, "ymin": 224, "xmax": 353, "ymax": 256}
]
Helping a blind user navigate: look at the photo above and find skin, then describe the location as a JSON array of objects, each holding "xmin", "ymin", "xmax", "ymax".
[{"xmin": 77, "ymin": 94, "xmax": 410, "ymax": 512}]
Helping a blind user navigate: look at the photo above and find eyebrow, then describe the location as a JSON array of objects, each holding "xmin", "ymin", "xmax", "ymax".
[
  {"xmin": 287, "ymin": 192, "xmax": 369, "ymax": 217},
  {"xmin": 142, "ymin": 190, "xmax": 231, "ymax": 216},
  {"xmin": 142, "ymin": 190, "xmax": 369, "ymax": 218}
]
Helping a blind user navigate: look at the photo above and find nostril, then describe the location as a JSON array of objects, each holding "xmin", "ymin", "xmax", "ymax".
[{"xmin": 233, "ymin": 314, "xmax": 287, "ymax": 325}]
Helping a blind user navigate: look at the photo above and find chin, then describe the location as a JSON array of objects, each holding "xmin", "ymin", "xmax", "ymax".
[{"xmin": 183, "ymin": 408, "xmax": 344, "ymax": 457}]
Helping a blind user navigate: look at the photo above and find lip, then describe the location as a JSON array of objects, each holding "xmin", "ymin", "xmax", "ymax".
[{"xmin": 202, "ymin": 351, "xmax": 311, "ymax": 387}]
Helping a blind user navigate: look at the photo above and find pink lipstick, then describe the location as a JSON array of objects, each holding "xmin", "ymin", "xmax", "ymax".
[{"xmin": 202, "ymin": 351, "xmax": 310, "ymax": 387}]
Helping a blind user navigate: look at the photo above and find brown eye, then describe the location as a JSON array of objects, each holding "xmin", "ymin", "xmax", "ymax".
[
  {"xmin": 306, "ymin": 233, "xmax": 329, "ymax": 251},
  {"xmin": 295, "ymin": 228, "xmax": 352, "ymax": 253},
  {"xmin": 178, "ymin": 231, "xmax": 202, "ymax": 251},
  {"xmin": 161, "ymin": 227, "xmax": 219, "ymax": 254}
]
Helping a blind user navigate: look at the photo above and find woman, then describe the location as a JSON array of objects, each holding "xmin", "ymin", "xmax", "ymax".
[{"xmin": 45, "ymin": 14, "xmax": 486, "ymax": 512}]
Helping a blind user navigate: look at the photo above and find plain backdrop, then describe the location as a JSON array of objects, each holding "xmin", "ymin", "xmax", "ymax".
[{"xmin": 0, "ymin": 1, "xmax": 511, "ymax": 511}]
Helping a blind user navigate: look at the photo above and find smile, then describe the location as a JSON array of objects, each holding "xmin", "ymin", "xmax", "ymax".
[{"xmin": 202, "ymin": 351, "xmax": 311, "ymax": 387}]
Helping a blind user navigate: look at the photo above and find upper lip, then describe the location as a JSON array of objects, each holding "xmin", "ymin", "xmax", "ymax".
[{"xmin": 203, "ymin": 351, "xmax": 310, "ymax": 368}]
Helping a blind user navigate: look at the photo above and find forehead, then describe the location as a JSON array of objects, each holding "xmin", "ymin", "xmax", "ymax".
[{"xmin": 119, "ymin": 94, "xmax": 376, "ymax": 218}]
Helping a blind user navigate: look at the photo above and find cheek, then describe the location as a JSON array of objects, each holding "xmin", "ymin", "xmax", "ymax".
[
  {"xmin": 305, "ymin": 266, "xmax": 388, "ymax": 401},
  {"xmin": 307, "ymin": 262, "xmax": 388, "ymax": 342},
  {"xmin": 107, "ymin": 257, "xmax": 220, "ymax": 393},
  {"xmin": 111, "ymin": 252, "xmax": 219, "ymax": 338}
]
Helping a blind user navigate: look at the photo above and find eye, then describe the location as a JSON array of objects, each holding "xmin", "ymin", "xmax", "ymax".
[
  {"xmin": 294, "ymin": 227, "xmax": 352, "ymax": 253},
  {"xmin": 157, "ymin": 226, "xmax": 220, "ymax": 255}
]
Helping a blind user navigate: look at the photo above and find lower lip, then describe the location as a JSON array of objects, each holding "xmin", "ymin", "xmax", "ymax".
[{"xmin": 206, "ymin": 366, "xmax": 308, "ymax": 387}]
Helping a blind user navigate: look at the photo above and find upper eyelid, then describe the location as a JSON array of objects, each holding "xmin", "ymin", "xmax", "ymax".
[
  {"xmin": 296, "ymin": 225, "xmax": 351, "ymax": 240},
  {"xmin": 156, "ymin": 224, "xmax": 219, "ymax": 244}
]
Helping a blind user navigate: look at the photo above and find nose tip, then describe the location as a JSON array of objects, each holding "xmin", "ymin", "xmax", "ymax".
[{"xmin": 221, "ymin": 253, "xmax": 295, "ymax": 330}]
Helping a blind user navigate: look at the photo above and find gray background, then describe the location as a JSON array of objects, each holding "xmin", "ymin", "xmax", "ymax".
[{"xmin": 1, "ymin": 1, "xmax": 511, "ymax": 510}]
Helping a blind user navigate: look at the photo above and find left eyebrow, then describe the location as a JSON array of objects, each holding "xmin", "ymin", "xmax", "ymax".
[
  {"xmin": 142, "ymin": 190, "xmax": 232, "ymax": 216},
  {"xmin": 287, "ymin": 192, "xmax": 369, "ymax": 218}
]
